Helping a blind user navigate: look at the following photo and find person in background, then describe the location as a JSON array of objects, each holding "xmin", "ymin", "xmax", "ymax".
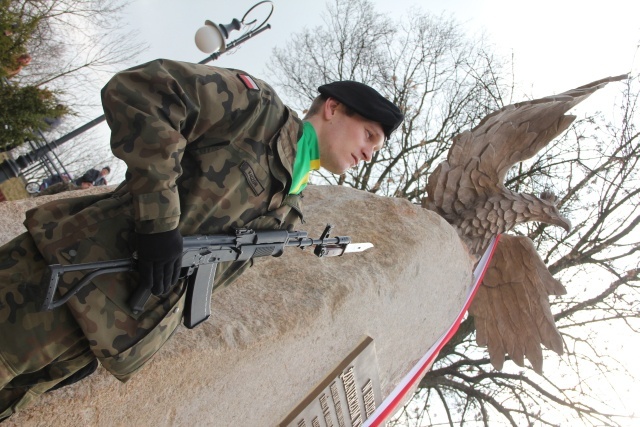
[
  {"xmin": 39, "ymin": 172, "xmax": 72, "ymax": 191},
  {"xmin": 35, "ymin": 167, "xmax": 110, "ymax": 196},
  {"xmin": 74, "ymin": 166, "xmax": 111, "ymax": 187}
]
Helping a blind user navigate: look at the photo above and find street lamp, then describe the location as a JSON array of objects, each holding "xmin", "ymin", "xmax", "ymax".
[
  {"xmin": 194, "ymin": 1, "xmax": 274, "ymax": 64},
  {"xmin": 0, "ymin": 1, "xmax": 276, "ymax": 191},
  {"xmin": 195, "ymin": 19, "xmax": 241, "ymax": 54}
]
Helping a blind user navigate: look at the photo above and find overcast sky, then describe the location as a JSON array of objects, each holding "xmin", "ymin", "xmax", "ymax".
[
  {"xmin": 122, "ymin": 0, "xmax": 639, "ymax": 100},
  {"xmin": 86, "ymin": 0, "xmax": 639, "ymax": 180},
  {"xmin": 87, "ymin": 0, "xmax": 639, "ymax": 176}
]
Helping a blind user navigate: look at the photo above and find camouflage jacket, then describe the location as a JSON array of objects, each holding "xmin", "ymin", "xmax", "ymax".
[{"xmin": 24, "ymin": 59, "xmax": 304, "ymax": 380}]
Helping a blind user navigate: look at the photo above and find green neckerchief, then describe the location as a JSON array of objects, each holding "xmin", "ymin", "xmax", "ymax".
[{"xmin": 289, "ymin": 121, "xmax": 320, "ymax": 194}]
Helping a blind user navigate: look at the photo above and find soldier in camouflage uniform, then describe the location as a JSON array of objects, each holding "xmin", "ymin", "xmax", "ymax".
[{"xmin": 0, "ymin": 59, "xmax": 403, "ymax": 419}]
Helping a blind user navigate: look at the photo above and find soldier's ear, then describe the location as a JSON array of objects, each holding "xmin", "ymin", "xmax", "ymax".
[{"xmin": 323, "ymin": 98, "xmax": 340, "ymax": 120}]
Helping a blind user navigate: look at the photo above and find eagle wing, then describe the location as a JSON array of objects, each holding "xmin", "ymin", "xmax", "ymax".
[
  {"xmin": 469, "ymin": 234, "xmax": 567, "ymax": 373},
  {"xmin": 427, "ymin": 74, "xmax": 628, "ymax": 210}
]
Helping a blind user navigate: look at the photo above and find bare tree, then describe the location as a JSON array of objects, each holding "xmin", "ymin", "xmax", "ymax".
[
  {"xmin": 10, "ymin": 0, "xmax": 143, "ymax": 110},
  {"xmin": 268, "ymin": 0, "xmax": 640, "ymax": 425},
  {"xmin": 268, "ymin": 0, "xmax": 512, "ymax": 197}
]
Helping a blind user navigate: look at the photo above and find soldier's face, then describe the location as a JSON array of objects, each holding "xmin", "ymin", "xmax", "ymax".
[{"xmin": 317, "ymin": 100, "xmax": 384, "ymax": 175}]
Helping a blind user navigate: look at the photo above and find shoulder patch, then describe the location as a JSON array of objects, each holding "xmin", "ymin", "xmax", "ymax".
[{"xmin": 237, "ymin": 73, "xmax": 260, "ymax": 91}]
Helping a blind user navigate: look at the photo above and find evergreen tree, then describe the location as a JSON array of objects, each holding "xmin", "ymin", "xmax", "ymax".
[{"xmin": 1, "ymin": 0, "xmax": 67, "ymax": 152}]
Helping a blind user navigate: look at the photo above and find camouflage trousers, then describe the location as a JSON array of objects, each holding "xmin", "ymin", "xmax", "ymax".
[{"xmin": 0, "ymin": 233, "xmax": 94, "ymax": 419}]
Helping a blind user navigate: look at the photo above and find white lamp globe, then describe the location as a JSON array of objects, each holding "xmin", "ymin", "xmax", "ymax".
[{"xmin": 195, "ymin": 23, "xmax": 225, "ymax": 54}]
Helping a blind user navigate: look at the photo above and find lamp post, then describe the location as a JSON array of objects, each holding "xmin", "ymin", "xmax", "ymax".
[
  {"xmin": 195, "ymin": 1, "xmax": 274, "ymax": 64},
  {"xmin": 0, "ymin": 1, "xmax": 275, "ymax": 191}
]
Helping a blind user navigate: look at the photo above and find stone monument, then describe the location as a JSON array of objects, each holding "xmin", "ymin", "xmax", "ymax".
[
  {"xmin": 0, "ymin": 75, "xmax": 626, "ymax": 426},
  {"xmin": 1, "ymin": 184, "xmax": 474, "ymax": 426}
]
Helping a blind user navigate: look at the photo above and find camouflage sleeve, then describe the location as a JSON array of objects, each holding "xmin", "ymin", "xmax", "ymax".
[{"xmin": 101, "ymin": 59, "xmax": 260, "ymax": 234}]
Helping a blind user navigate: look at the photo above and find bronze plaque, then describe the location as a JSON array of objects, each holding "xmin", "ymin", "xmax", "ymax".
[{"xmin": 279, "ymin": 336, "xmax": 381, "ymax": 427}]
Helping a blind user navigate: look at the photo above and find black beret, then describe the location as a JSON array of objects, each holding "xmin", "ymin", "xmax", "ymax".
[{"xmin": 318, "ymin": 81, "xmax": 403, "ymax": 139}]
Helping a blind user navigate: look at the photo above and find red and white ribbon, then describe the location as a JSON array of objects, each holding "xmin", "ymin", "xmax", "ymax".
[{"xmin": 363, "ymin": 235, "xmax": 501, "ymax": 427}]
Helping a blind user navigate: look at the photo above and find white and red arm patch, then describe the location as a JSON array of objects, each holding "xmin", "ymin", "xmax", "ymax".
[{"xmin": 237, "ymin": 73, "xmax": 260, "ymax": 91}]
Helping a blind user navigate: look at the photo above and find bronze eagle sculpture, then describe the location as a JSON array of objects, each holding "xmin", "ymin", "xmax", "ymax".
[{"xmin": 423, "ymin": 75, "xmax": 628, "ymax": 373}]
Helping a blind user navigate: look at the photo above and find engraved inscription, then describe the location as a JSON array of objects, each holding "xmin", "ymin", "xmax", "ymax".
[
  {"xmin": 362, "ymin": 380, "xmax": 375, "ymax": 418},
  {"xmin": 330, "ymin": 381, "xmax": 346, "ymax": 427},
  {"xmin": 280, "ymin": 337, "xmax": 381, "ymax": 427},
  {"xmin": 319, "ymin": 393, "xmax": 334, "ymax": 427},
  {"xmin": 341, "ymin": 366, "xmax": 362, "ymax": 426}
]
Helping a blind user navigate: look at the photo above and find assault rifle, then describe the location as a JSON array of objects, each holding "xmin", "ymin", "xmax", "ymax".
[{"xmin": 40, "ymin": 224, "xmax": 373, "ymax": 328}]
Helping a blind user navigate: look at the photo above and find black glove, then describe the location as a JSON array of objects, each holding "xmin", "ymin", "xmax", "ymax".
[{"xmin": 136, "ymin": 228, "xmax": 183, "ymax": 296}]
